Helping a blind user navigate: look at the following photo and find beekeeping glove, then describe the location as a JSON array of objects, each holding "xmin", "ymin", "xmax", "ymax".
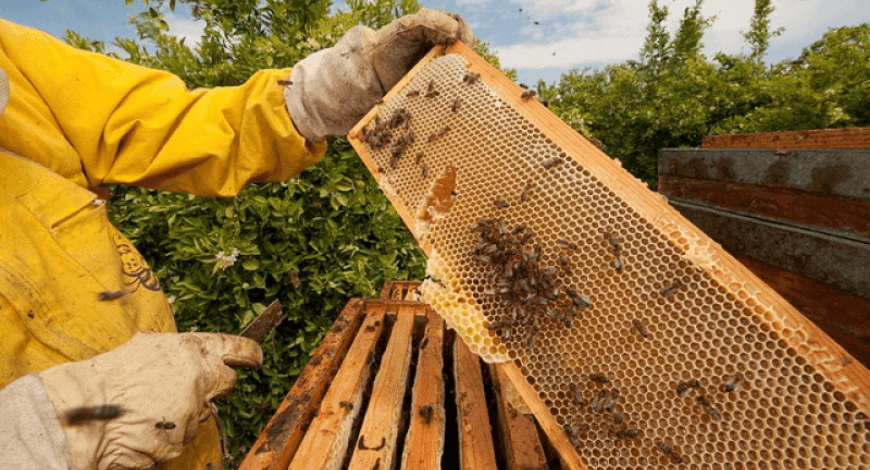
[
  {"xmin": 285, "ymin": 8, "xmax": 473, "ymax": 142},
  {"xmin": 0, "ymin": 332, "xmax": 262, "ymax": 470}
]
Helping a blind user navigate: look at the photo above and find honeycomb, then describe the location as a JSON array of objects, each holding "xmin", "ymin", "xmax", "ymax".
[{"xmin": 349, "ymin": 46, "xmax": 870, "ymax": 469}]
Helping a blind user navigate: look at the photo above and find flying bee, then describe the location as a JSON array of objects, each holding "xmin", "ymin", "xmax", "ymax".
[
  {"xmin": 632, "ymin": 319, "xmax": 649, "ymax": 338},
  {"xmin": 723, "ymin": 373, "xmax": 743, "ymax": 393},
  {"xmin": 542, "ymin": 157, "xmax": 563, "ymax": 169},
  {"xmin": 521, "ymin": 90, "xmax": 536, "ymax": 100},
  {"xmin": 451, "ymin": 98, "xmax": 461, "ymax": 112},
  {"xmin": 589, "ymin": 373, "xmax": 609, "ymax": 383},
  {"xmin": 63, "ymin": 404, "xmax": 127, "ymax": 426},
  {"xmin": 493, "ymin": 199, "xmax": 510, "ymax": 208},
  {"xmin": 661, "ymin": 280, "xmax": 684, "ymax": 298},
  {"xmin": 676, "ymin": 379, "xmax": 701, "ymax": 395},
  {"xmin": 519, "ymin": 183, "xmax": 532, "ymax": 202}
]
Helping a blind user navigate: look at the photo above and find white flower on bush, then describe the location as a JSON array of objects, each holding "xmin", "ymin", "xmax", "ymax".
[{"xmin": 215, "ymin": 248, "xmax": 240, "ymax": 270}]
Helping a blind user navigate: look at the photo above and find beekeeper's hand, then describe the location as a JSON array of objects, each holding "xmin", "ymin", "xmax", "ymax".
[
  {"xmin": 285, "ymin": 8, "xmax": 473, "ymax": 142},
  {"xmin": 0, "ymin": 332, "xmax": 262, "ymax": 470}
]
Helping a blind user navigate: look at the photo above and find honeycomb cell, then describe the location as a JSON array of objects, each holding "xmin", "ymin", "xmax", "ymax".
[{"xmin": 354, "ymin": 53, "xmax": 870, "ymax": 470}]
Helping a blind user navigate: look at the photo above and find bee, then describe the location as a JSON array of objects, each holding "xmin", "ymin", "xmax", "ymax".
[
  {"xmin": 63, "ymin": 404, "xmax": 127, "ymax": 426},
  {"xmin": 519, "ymin": 230, "xmax": 534, "ymax": 243},
  {"xmin": 525, "ymin": 327, "xmax": 539, "ymax": 348},
  {"xmin": 407, "ymin": 90, "xmax": 420, "ymax": 98},
  {"xmin": 519, "ymin": 183, "xmax": 532, "ymax": 202},
  {"xmin": 569, "ymin": 383, "xmax": 586, "ymax": 407},
  {"xmin": 418, "ymin": 405, "xmax": 434, "ymax": 424},
  {"xmin": 451, "ymin": 98, "xmax": 462, "ymax": 112},
  {"xmin": 97, "ymin": 290, "xmax": 126, "ymax": 301},
  {"xmin": 415, "ymin": 151, "xmax": 425, "ymax": 165},
  {"xmin": 540, "ymin": 265, "xmax": 557, "ymax": 277},
  {"xmin": 591, "ymin": 389, "xmax": 609, "ymax": 412},
  {"xmin": 420, "ymin": 337, "xmax": 429, "ymax": 350},
  {"xmin": 696, "ymin": 394, "xmax": 712, "ymax": 408},
  {"xmin": 372, "ymin": 457, "xmax": 382, "ymax": 470},
  {"xmin": 277, "ymin": 79, "xmax": 293, "ymax": 86},
  {"xmin": 493, "ymin": 199, "xmax": 509, "ymax": 208},
  {"xmin": 612, "ymin": 412, "xmax": 625, "ymax": 425},
  {"xmin": 632, "ymin": 319, "xmax": 649, "ymax": 338},
  {"xmin": 556, "ymin": 238, "xmax": 578, "ymax": 251},
  {"xmin": 521, "ymin": 90, "xmax": 536, "ymax": 100},
  {"xmin": 572, "ymin": 294, "xmax": 591, "ymax": 308},
  {"xmin": 558, "ymin": 255, "xmax": 570, "ymax": 268},
  {"xmin": 340, "ymin": 401, "xmax": 354, "ymax": 410},
  {"xmin": 463, "ymin": 71, "xmax": 481, "ymax": 84},
  {"xmin": 542, "ymin": 157, "xmax": 563, "ymax": 169},
  {"xmin": 155, "ymin": 419, "xmax": 177, "ymax": 430},
  {"xmin": 657, "ymin": 440, "xmax": 673, "ymax": 455},
  {"xmin": 424, "ymin": 80, "xmax": 440, "ymax": 97},
  {"xmin": 487, "ymin": 320, "xmax": 510, "ymax": 331},
  {"xmin": 421, "ymin": 164, "xmax": 429, "ymax": 178},
  {"xmin": 676, "ymin": 379, "xmax": 701, "ymax": 395},
  {"xmin": 661, "ymin": 280, "xmax": 684, "ymax": 298},
  {"xmin": 706, "ymin": 406, "xmax": 722, "ymax": 421},
  {"xmin": 602, "ymin": 231, "xmax": 623, "ymax": 272},
  {"xmin": 723, "ymin": 373, "xmax": 743, "ymax": 393},
  {"xmin": 589, "ymin": 373, "xmax": 609, "ymax": 383}
]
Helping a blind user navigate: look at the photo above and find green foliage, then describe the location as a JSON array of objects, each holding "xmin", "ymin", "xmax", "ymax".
[
  {"xmin": 66, "ymin": 0, "xmax": 434, "ymax": 465},
  {"xmin": 544, "ymin": 0, "xmax": 869, "ymax": 186}
]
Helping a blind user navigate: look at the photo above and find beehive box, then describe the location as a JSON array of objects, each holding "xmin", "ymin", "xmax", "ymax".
[{"xmin": 347, "ymin": 42, "xmax": 870, "ymax": 469}]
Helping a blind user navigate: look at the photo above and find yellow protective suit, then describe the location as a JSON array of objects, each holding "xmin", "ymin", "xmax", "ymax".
[{"xmin": 0, "ymin": 18, "xmax": 326, "ymax": 468}]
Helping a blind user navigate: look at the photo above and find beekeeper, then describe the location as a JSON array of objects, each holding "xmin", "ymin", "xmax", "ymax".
[{"xmin": 0, "ymin": 10, "xmax": 471, "ymax": 469}]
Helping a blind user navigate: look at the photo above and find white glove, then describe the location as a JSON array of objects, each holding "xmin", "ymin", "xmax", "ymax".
[
  {"xmin": 0, "ymin": 332, "xmax": 262, "ymax": 470},
  {"xmin": 284, "ymin": 8, "xmax": 473, "ymax": 142}
]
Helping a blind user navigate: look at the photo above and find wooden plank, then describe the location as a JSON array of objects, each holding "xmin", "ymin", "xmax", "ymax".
[
  {"xmin": 702, "ymin": 127, "xmax": 870, "ymax": 150},
  {"xmin": 453, "ymin": 338, "xmax": 498, "ymax": 470},
  {"xmin": 658, "ymin": 148, "xmax": 870, "ymax": 201},
  {"xmin": 400, "ymin": 310, "xmax": 446, "ymax": 470},
  {"xmin": 670, "ymin": 199, "xmax": 870, "ymax": 299},
  {"xmin": 347, "ymin": 307, "xmax": 416, "ymax": 470},
  {"xmin": 239, "ymin": 298, "xmax": 365, "ymax": 470},
  {"xmin": 658, "ymin": 175, "xmax": 870, "ymax": 239},
  {"xmin": 732, "ymin": 253, "xmax": 870, "ymax": 368},
  {"xmin": 287, "ymin": 306, "xmax": 386, "ymax": 470},
  {"xmin": 500, "ymin": 363, "xmax": 588, "ymax": 470},
  {"xmin": 490, "ymin": 364, "xmax": 548, "ymax": 470}
]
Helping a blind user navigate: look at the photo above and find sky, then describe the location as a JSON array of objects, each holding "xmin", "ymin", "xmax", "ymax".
[{"xmin": 2, "ymin": 0, "xmax": 868, "ymax": 86}]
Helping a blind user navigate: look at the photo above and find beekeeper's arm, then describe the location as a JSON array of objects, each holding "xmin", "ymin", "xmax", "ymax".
[{"xmin": 0, "ymin": 10, "xmax": 471, "ymax": 197}]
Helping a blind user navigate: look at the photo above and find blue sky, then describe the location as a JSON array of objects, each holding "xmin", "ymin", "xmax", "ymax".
[{"xmin": 3, "ymin": 0, "xmax": 868, "ymax": 85}]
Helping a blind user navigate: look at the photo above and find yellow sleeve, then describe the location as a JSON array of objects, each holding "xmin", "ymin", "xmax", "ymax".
[{"xmin": 0, "ymin": 19, "xmax": 326, "ymax": 198}]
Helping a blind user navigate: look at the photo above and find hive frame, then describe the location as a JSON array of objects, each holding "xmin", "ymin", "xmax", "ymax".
[{"xmin": 348, "ymin": 42, "xmax": 870, "ymax": 470}]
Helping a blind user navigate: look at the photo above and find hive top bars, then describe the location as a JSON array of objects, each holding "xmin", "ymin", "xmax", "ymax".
[{"xmin": 348, "ymin": 41, "xmax": 870, "ymax": 470}]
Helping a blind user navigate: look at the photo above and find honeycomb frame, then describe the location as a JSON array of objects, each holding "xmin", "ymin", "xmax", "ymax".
[{"xmin": 348, "ymin": 41, "xmax": 870, "ymax": 470}]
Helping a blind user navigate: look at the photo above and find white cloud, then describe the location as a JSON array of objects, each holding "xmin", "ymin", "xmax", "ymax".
[{"xmin": 163, "ymin": 10, "xmax": 205, "ymax": 46}]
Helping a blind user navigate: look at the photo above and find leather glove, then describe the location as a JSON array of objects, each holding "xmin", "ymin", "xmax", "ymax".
[
  {"xmin": 284, "ymin": 8, "xmax": 473, "ymax": 142},
  {"xmin": 28, "ymin": 332, "xmax": 262, "ymax": 470}
]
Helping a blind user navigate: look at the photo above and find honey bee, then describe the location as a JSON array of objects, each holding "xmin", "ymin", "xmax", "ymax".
[
  {"xmin": 558, "ymin": 255, "xmax": 570, "ymax": 267},
  {"xmin": 451, "ymin": 98, "xmax": 461, "ymax": 112},
  {"xmin": 63, "ymin": 404, "xmax": 127, "ymax": 426},
  {"xmin": 493, "ymin": 199, "xmax": 510, "ymax": 208},
  {"xmin": 415, "ymin": 151, "xmax": 425, "ymax": 164},
  {"xmin": 612, "ymin": 412, "xmax": 625, "ymax": 425},
  {"xmin": 591, "ymin": 389, "xmax": 609, "ymax": 412},
  {"xmin": 277, "ymin": 79, "xmax": 293, "ymax": 86},
  {"xmin": 97, "ymin": 290, "xmax": 126, "ymax": 301},
  {"xmin": 696, "ymin": 394, "xmax": 712, "ymax": 407},
  {"xmin": 722, "ymin": 373, "xmax": 743, "ymax": 392},
  {"xmin": 540, "ymin": 265, "xmax": 557, "ymax": 277},
  {"xmin": 661, "ymin": 280, "xmax": 684, "ymax": 298},
  {"xmin": 421, "ymin": 164, "xmax": 429, "ymax": 178},
  {"xmin": 676, "ymin": 379, "xmax": 701, "ymax": 395},
  {"xmin": 602, "ymin": 231, "xmax": 623, "ymax": 272},
  {"xmin": 424, "ymin": 80, "xmax": 440, "ymax": 97},
  {"xmin": 462, "ymin": 71, "xmax": 481, "ymax": 84},
  {"xmin": 407, "ymin": 90, "xmax": 420, "ymax": 98},
  {"xmin": 487, "ymin": 320, "xmax": 510, "ymax": 331},
  {"xmin": 525, "ymin": 327, "xmax": 538, "ymax": 348},
  {"xmin": 569, "ymin": 383, "xmax": 586, "ymax": 407},
  {"xmin": 632, "ymin": 319, "xmax": 649, "ymax": 338},
  {"xmin": 589, "ymin": 373, "xmax": 609, "ymax": 383},
  {"xmin": 556, "ymin": 238, "xmax": 578, "ymax": 251},
  {"xmin": 155, "ymin": 419, "xmax": 177, "ymax": 430},
  {"xmin": 521, "ymin": 90, "xmax": 536, "ymax": 100},
  {"xmin": 418, "ymin": 405, "xmax": 434, "ymax": 424},
  {"xmin": 519, "ymin": 183, "xmax": 532, "ymax": 202},
  {"xmin": 511, "ymin": 224, "xmax": 527, "ymax": 235},
  {"xmin": 339, "ymin": 401, "xmax": 354, "ymax": 410},
  {"xmin": 542, "ymin": 157, "xmax": 563, "ymax": 169}
]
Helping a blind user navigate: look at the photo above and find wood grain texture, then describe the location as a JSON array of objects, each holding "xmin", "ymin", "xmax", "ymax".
[
  {"xmin": 287, "ymin": 307, "xmax": 386, "ymax": 470},
  {"xmin": 400, "ymin": 310, "xmax": 446, "ymax": 470},
  {"xmin": 658, "ymin": 175, "xmax": 870, "ymax": 239},
  {"xmin": 347, "ymin": 307, "xmax": 416, "ymax": 470},
  {"xmin": 453, "ymin": 338, "xmax": 498, "ymax": 470},
  {"xmin": 702, "ymin": 127, "xmax": 870, "ymax": 150},
  {"xmin": 238, "ymin": 298, "xmax": 365, "ymax": 470},
  {"xmin": 490, "ymin": 364, "xmax": 548, "ymax": 470}
]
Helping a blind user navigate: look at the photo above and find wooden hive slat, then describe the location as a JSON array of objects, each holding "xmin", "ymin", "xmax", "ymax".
[
  {"xmin": 453, "ymin": 337, "xmax": 498, "ymax": 470},
  {"xmin": 347, "ymin": 307, "xmax": 416, "ymax": 470},
  {"xmin": 347, "ymin": 41, "xmax": 870, "ymax": 469},
  {"xmin": 287, "ymin": 308, "xmax": 386, "ymax": 470},
  {"xmin": 701, "ymin": 127, "xmax": 870, "ymax": 150},
  {"xmin": 238, "ymin": 298, "xmax": 365, "ymax": 470},
  {"xmin": 490, "ymin": 364, "xmax": 548, "ymax": 470},
  {"xmin": 400, "ymin": 309, "xmax": 446, "ymax": 470}
]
